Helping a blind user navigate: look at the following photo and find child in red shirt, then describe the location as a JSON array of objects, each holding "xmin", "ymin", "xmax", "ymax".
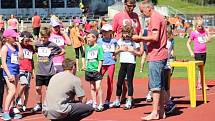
[{"xmin": 16, "ymin": 31, "xmax": 35, "ymax": 112}]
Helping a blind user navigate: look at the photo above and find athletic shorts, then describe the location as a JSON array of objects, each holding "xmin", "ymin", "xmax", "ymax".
[
  {"xmin": 33, "ymin": 27, "xmax": 40, "ymax": 36},
  {"xmin": 36, "ymin": 75, "xmax": 53, "ymax": 86},
  {"xmin": 194, "ymin": 53, "xmax": 206, "ymax": 65},
  {"xmin": 85, "ymin": 71, "xmax": 102, "ymax": 82}
]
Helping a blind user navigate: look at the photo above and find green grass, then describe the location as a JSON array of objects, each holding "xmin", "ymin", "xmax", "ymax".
[
  {"xmin": 158, "ymin": 0, "xmax": 215, "ymax": 14},
  {"xmin": 65, "ymin": 37, "xmax": 215, "ymax": 80}
]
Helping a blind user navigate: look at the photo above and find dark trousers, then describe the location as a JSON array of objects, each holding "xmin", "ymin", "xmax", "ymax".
[
  {"xmin": 116, "ymin": 63, "xmax": 136, "ymax": 97},
  {"xmin": 51, "ymin": 103, "xmax": 94, "ymax": 121},
  {"xmin": 0, "ymin": 68, "xmax": 5, "ymax": 109},
  {"xmin": 74, "ymin": 46, "xmax": 85, "ymax": 59}
]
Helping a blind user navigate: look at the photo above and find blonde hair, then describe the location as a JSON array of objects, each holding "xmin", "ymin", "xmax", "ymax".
[{"xmin": 40, "ymin": 27, "xmax": 51, "ymax": 37}]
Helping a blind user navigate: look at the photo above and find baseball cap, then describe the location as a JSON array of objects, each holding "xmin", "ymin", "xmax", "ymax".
[
  {"xmin": 50, "ymin": 19, "xmax": 61, "ymax": 27},
  {"xmin": 86, "ymin": 29, "xmax": 99, "ymax": 37},
  {"xmin": 3, "ymin": 29, "xmax": 18, "ymax": 38},
  {"xmin": 101, "ymin": 24, "xmax": 113, "ymax": 31}
]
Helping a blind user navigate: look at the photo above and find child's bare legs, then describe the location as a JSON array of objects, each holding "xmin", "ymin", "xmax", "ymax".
[
  {"xmin": 197, "ymin": 70, "xmax": 209, "ymax": 89},
  {"xmin": 81, "ymin": 58, "xmax": 86, "ymax": 70},
  {"xmin": 4, "ymin": 78, "xmax": 16, "ymax": 111},
  {"xmin": 36, "ymin": 86, "xmax": 42, "ymax": 104},
  {"xmin": 23, "ymin": 87, "xmax": 30, "ymax": 106},
  {"xmin": 90, "ymin": 80, "xmax": 103, "ymax": 109},
  {"xmin": 76, "ymin": 59, "xmax": 79, "ymax": 71}
]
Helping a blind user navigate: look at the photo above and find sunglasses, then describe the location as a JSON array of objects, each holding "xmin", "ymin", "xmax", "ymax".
[
  {"xmin": 197, "ymin": 25, "xmax": 203, "ymax": 28},
  {"xmin": 125, "ymin": 4, "xmax": 136, "ymax": 8}
]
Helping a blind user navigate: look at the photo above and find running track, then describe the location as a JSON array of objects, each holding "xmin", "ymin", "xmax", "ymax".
[{"xmin": 2, "ymin": 78, "xmax": 215, "ymax": 121}]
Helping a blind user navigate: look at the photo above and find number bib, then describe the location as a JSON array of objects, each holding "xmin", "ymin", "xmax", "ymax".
[
  {"xmin": 198, "ymin": 36, "xmax": 206, "ymax": 43},
  {"xmin": 38, "ymin": 47, "xmax": 51, "ymax": 57},
  {"xmin": 102, "ymin": 44, "xmax": 115, "ymax": 52},
  {"xmin": 87, "ymin": 50, "xmax": 98, "ymax": 60},
  {"xmin": 11, "ymin": 53, "xmax": 18, "ymax": 64},
  {"xmin": 23, "ymin": 49, "xmax": 33, "ymax": 59},
  {"xmin": 52, "ymin": 37, "xmax": 64, "ymax": 46}
]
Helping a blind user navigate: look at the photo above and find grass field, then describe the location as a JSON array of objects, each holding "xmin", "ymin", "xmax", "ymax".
[
  {"xmin": 158, "ymin": 0, "xmax": 215, "ymax": 14},
  {"xmin": 64, "ymin": 36, "xmax": 215, "ymax": 80}
]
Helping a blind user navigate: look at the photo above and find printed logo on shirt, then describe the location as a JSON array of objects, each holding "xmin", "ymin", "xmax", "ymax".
[
  {"xmin": 102, "ymin": 44, "xmax": 115, "ymax": 52},
  {"xmin": 122, "ymin": 19, "xmax": 138, "ymax": 30},
  {"xmin": 52, "ymin": 37, "xmax": 64, "ymax": 46},
  {"xmin": 38, "ymin": 47, "xmax": 51, "ymax": 57},
  {"xmin": 87, "ymin": 50, "xmax": 98, "ymax": 60},
  {"xmin": 11, "ymin": 53, "xmax": 19, "ymax": 64},
  {"xmin": 197, "ymin": 36, "xmax": 206, "ymax": 44},
  {"xmin": 23, "ymin": 49, "xmax": 33, "ymax": 59},
  {"xmin": 38, "ymin": 56, "xmax": 49, "ymax": 62}
]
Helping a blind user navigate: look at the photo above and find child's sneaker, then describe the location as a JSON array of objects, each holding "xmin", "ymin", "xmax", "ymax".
[
  {"xmin": 123, "ymin": 99, "xmax": 132, "ymax": 110},
  {"xmin": 86, "ymin": 100, "xmax": 93, "ymax": 105},
  {"xmin": 15, "ymin": 98, "xmax": 22, "ymax": 106},
  {"xmin": 146, "ymin": 91, "xmax": 153, "ymax": 102},
  {"xmin": 92, "ymin": 102, "xmax": 97, "ymax": 109},
  {"xmin": 2, "ymin": 112, "xmax": 11, "ymax": 121},
  {"xmin": 109, "ymin": 100, "xmax": 120, "ymax": 108},
  {"xmin": 86, "ymin": 100, "xmax": 97, "ymax": 109},
  {"xmin": 165, "ymin": 100, "xmax": 176, "ymax": 114},
  {"xmin": 13, "ymin": 107, "xmax": 20, "ymax": 114},
  {"xmin": 95, "ymin": 104, "xmax": 104, "ymax": 112},
  {"xmin": 103, "ymin": 100, "xmax": 110, "ymax": 109},
  {"xmin": 11, "ymin": 113, "xmax": 22, "ymax": 119},
  {"xmin": 22, "ymin": 105, "xmax": 27, "ymax": 112},
  {"xmin": 31, "ymin": 104, "xmax": 42, "ymax": 113}
]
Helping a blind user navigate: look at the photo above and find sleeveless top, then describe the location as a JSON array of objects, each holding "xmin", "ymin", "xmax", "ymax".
[{"xmin": 3, "ymin": 45, "xmax": 19, "ymax": 76}]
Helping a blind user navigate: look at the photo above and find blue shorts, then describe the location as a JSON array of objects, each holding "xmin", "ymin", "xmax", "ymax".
[{"xmin": 148, "ymin": 59, "xmax": 167, "ymax": 91}]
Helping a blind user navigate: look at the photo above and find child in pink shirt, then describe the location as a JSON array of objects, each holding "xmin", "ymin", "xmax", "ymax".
[
  {"xmin": 187, "ymin": 20, "xmax": 211, "ymax": 89},
  {"xmin": 49, "ymin": 20, "xmax": 71, "ymax": 72}
]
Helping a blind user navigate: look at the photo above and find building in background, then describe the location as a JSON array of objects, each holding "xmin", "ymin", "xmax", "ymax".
[{"xmin": 0, "ymin": 0, "xmax": 116, "ymax": 21}]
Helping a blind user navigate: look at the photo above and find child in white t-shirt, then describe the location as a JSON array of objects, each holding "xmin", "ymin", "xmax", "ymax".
[{"xmin": 110, "ymin": 24, "xmax": 142, "ymax": 110}]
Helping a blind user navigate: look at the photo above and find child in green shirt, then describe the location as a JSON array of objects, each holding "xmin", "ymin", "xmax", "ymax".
[{"xmin": 85, "ymin": 30, "xmax": 104, "ymax": 112}]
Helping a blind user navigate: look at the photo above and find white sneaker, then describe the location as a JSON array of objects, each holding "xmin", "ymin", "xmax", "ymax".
[
  {"xmin": 22, "ymin": 106, "xmax": 27, "ymax": 112},
  {"xmin": 96, "ymin": 104, "xmax": 104, "ymax": 112},
  {"xmin": 86, "ymin": 100, "xmax": 92, "ymax": 104},
  {"xmin": 16, "ymin": 98, "xmax": 22, "ymax": 106},
  {"xmin": 86, "ymin": 100, "xmax": 97, "ymax": 109},
  {"xmin": 92, "ymin": 102, "xmax": 97, "ymax": 109},
  {"xmin": 13, "ymin": 107, "xmax": 20, "ymax": 114}
]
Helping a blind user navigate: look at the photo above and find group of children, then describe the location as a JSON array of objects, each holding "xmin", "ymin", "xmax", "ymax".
[
  {"xmin": 0, "ymin": 18, "xmax": 68, "ymax": 120},
  {"xmin": 0, "ymin": 15, "xmax": 212, "ymax": 121}
]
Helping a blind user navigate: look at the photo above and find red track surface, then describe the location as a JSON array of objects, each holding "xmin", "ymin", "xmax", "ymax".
[{"xmin": 2, "ymin": 78, "xmax": 215, "ymax": 121}]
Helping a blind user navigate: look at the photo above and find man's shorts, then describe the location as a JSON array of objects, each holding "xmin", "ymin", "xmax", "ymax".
[
  {"xmin": 148, "ymin": 59, "xmax": 167, "ymax": 91},
  {"xmin": 85, "ymin": 71, "xmax": 102, "ymax": 82},
  {"xmin": 36, "ymin": 75, "xmax": 53, "ymax": 86},
  {"xmin": 33, "ymin": 27, "xmax": 40, "ymax": 36},
  {"xmin": 19, "ymin": 71, "xmax": 32, "ymax": 86}
]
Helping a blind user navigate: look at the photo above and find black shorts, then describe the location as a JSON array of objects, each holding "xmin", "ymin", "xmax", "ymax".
[
  {"xmin": 36, "ymin": 75, "xmax": 53, "ymax": 86},
  {"xmin": 33, "ymin": 27, "xmax": 40, "ymax": 36},
  {"xmin": 194, "ymin": 53, "xmax": 206, "ymax": 65},
  {"xmin": 85, "ymin": 71, "xmax": 102, "ymax": 82}
]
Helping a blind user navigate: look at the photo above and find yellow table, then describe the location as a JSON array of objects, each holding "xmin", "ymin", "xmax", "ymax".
[{"xmin": 170, "ymin": 61, "xmax": 207, "ymax": 107}]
